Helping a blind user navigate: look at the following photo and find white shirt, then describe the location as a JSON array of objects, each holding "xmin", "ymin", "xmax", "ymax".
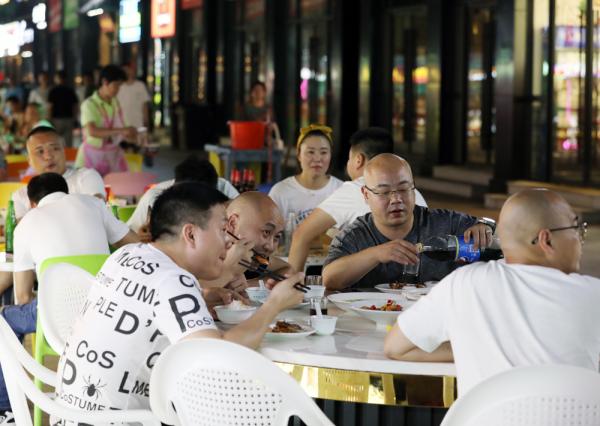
[
  {"xmin": 317, "ymin": 177, "xmax": 428, "ymax": 230},
  {"xmin": 127, "ymin": 178, "xmax": 239, "ymax": 232},
  {"xmin": 12, "ymin": 167, "xmax": 106, "ymax": 220},
  {"xmin": 396, "ymin": 261, "xmax": 600, "ymax": 396},
  {"xmin": 116, "ymin": 80, "xmax": 151, "ymax": 128},
  {"xmin": 56, "ymin": 243, "xmax": 216, "ymax": 413},
  {"xmin": 268, "ymin": 175, "xmax": 343, "ymax": 225},
  {"xmin": 13, "ymin": 192, "xmax": 129, "ymax": 275}
]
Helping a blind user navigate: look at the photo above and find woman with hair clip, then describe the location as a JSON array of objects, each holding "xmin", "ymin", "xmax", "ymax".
[{"xmin": 269, "ymin": 124, "xmax": 343, "ymax": 226}]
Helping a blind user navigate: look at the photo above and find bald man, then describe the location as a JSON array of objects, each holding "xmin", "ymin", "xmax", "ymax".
[
  {"xmin": 201, "ymin": 192, "xmax": 292, "ymax": 291},
  {"xmin": 384, "ymin": 189, "xmax": 598, "ymax": 396},
  {"xmin": 322, "ymin": 154, "xmax": 492, "ymax": 289}
]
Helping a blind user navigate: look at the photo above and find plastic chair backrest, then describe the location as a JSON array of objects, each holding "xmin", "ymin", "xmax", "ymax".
[
  {"xmin": 5, "ymin": 154, "xmax": 27, "ymax": 163},
  {"xmin": 117, "ymin": 205, "xmax": 136, "ymax": 223},
  {"xmin": 0, "ymin": 182, "xmax": 25, "ymax": 208},
  {"xmin": 149, "ymin": 338, "xmax": 334, "ymax": 426},
  {"xmin": 104, "ymin": 171, "xmax": 157, "ymax": 198},
  {"xmin": 441, "ymin": 364, "xmax": 600, "ymax": 426},
  {"xmin": 38, "ymin": 263, "xmax": 95, "ymax": 354},
  {"xmin": 0, "ymin": 315, "xmax": 160, "ymax": 426},
  {"xmin": 125, "ymin": 153, "xmax": 143, "ymax": 172},
  {"xmin": 7, "ymin": 161, "xmax": 29, "ymax": 179}
]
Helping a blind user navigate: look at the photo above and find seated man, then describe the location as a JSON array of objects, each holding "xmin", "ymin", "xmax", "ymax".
[
  {"xmin": 288, "ymin": 127, "xmax": 427, "ymax": 272},
  {"xmin": 322, "ymin": 154, "xmax": 492, "ymax": 289},
  {"xmin": 127, "ymin": 154, "xmax": 239, "ymax": 237},
  {"xmin": 55, "ymin": 182, "xmax": 304, "ymax": 415},
  {"xmin": 0, "ymin": 173, "xmax": 139, "ymax": 423},
  {"xmin": 384, "ymin": 189, "xmax": 598, "ymax": 396},
  {"xmin": 202, "ymin": 191, "xmax": 293, "ymax": 292},
  {"xmin": 14, "ymin": 124, "xmax": 106, "ymax": 219}
]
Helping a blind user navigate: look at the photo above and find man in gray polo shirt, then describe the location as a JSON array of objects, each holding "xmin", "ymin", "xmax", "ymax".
[{"xmin": 323, "ymin": 154, "xmax": 494, "ymax": 289}]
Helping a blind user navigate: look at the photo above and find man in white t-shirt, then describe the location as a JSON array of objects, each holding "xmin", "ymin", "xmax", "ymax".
[
  {"xmin": 0, "ymin": 125, "xmax": 107, "ymax": 298},
  {"xmin": 127, "ymin": 155, "xmax": 239, "ymax": 237},
  {"xmin": 384, "ymin": 189, "xmax": 599, "ymax": 396},
  {"xmin": 288, "ymin": 127, "xmax": 427, "ymax": 272},
  {"xmin": 12, "ymin": 125, "xmax": 106, "ymax": 220},
  {"xmin": 0, "ymin": 173, "xmax": 139, "ymax": 424},
  {"xmin": 117, "ymin": 62, "xmax": 151, "ymax": 130},
  {"xmin": 55, "ymin": 182, "xmax": 305, "ymax": 417}
]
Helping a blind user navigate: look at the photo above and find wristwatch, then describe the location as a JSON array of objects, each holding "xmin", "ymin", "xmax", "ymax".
[{"xmin": 476, "ymin": 217, "xmax": 496, "ymax": 234}]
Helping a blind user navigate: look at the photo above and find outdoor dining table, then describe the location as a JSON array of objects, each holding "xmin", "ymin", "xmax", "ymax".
[{"xmin": 222, "ymin": 303, "xmax": 457, "ymax": 426}]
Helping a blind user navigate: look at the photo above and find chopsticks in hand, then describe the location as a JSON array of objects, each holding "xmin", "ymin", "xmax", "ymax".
[{"xmin": 238, "ymin": 259, "xmax": 310, "ymax": 294}]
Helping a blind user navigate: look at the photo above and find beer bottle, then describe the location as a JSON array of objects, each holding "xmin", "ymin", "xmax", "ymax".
[
  {"xmin": 5, "ymin": 200, "xmax": 16, "ymax": 255},
  {"xmin": 419, "ymin": 235, "xmax": 503, "ymax": 263}
]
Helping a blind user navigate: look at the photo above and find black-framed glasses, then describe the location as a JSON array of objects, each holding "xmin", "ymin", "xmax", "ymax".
[
  {"xmin": 531, "ymin": 219, "xmax": 588, "ymax": 244},
  {"xmin": 364, "ymin": 185, "xmax": 415, "ymax": 200}
]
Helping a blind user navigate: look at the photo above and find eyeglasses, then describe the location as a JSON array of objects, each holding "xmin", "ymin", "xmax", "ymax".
[
  {"xmin": 364, "ymin": 185, "xmax": 415, "ymax": 200},
  {"xmin": 531, "ymin": 219, "xmax": 588, "ymax": 244}
]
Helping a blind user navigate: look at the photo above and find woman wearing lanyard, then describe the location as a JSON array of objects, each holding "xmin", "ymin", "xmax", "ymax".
[{"xmin": 76, "ymin": 65, "xmax": 137, "ymax": 176}]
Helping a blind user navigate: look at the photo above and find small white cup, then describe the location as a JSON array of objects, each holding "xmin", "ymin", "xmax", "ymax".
[
  {"xmin": 310, "ymin": 315, "xmax": 337, "ymax": 335},
  {"xmin": 246, "ymin": 287, "xmax": 270, "ymax": 304},
  {"xmin": 304, "ymin": 285, "xmax": 325, "ymax": 300}
]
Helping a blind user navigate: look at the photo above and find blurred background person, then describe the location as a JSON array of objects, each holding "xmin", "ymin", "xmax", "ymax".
[
  {"xmin": 240, "ymin": 80, "xmax": 272, "ymax": 122},
  {"xmin": 48, "ymin": 71, "xmax": 79, "ymax": 148},
  {"xmin": 27, "ymin": 72, "xmax": 50, "ymax": 119}
]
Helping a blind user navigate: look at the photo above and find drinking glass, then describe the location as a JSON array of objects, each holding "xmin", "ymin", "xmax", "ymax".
[{"xmin": 403, "ymin": 256, "xmax": 420, "ymax": 284}]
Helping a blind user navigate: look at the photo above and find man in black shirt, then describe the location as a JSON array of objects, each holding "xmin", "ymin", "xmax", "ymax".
[
  {"xmin": 323, "ymin": 154, "xmax": 494, "ymax": 289},
  {"xmin": 47, "ymin": 71, "xmax": 79, "ymax": 147}
]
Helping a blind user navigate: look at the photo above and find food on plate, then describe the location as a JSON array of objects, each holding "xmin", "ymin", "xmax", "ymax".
[
  {"xmin": 270, "ymin": 320, "xmax": 303, "ymax": 333},
  {"xmin": 225, "ymin": 300, "xmax": 253, "ymax": 310},
  {"xmin": 389, "ymin": 281, "xmax": 427, "ymax": 289},
  {"xmin": 361, "ymin": 300, "xmax": 403, "ymax": 312}
]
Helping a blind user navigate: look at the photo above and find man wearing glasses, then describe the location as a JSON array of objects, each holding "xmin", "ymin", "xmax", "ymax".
[
  {"xmin": 323, "ymin": 153, "xmax": 493, "ymax": 289},
  {"xmin": 384, "ymin": 189, "xmax": 594, "ymax": 396}
]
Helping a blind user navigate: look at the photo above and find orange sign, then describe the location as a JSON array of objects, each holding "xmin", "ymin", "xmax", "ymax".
[
  {"xmin": 182, "ymin": 0, "xmax": 203, "ymax": 10},
  {"xmin": 151, "ymin": 0, "xmax": 176, "ymax": 38}
]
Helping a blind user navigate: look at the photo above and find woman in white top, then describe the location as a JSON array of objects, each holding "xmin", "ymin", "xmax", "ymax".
[{"xmin": 269, "ymin": 124, "xmax": 343, "ymax": 225}]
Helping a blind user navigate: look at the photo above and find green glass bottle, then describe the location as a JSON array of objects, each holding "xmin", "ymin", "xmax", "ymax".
[{"xmin": 5, "ymin": 200, "xmax": 16, "ymax": 255}]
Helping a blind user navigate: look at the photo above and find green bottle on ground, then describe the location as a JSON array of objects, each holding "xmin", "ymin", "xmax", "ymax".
[{"xmin": 5, "ymin": 200, "xmax": 16, "ymax": 256}]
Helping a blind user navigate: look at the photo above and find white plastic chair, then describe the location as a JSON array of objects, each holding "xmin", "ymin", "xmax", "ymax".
[
  {"xmin": 441, "ymin": 364, "xmax": 600, "ymax": 426},
  {"xmin": 149, "ymin": 338, "xmax": 334, "ymax": 426},
  {"xmin": 0, "ymin": 316, "xmax": 160, "ymax": 426},
  {"xmin": 38, "ymin": 263, "xmax": 95, "ymax": 354}
]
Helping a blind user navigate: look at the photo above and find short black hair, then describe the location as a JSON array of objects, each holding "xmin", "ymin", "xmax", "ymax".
[
  {"xmin": 99, "ymin": 65, "xmax": 127, "ymax": 84},
  {"xmin": 349, "ymin": 127, "xmax": 394, "ymax": 160},
  {"xmin": 56, "ymin": 70, "xmax": 67, "ymax": 80},
  {"xmin": 250, "ymin": 80, "xmax": 266, "ymax": 91},
  {"xmin": 174, "ymin": 155, "xmax": 218, "ymax": 188},
  {"xmin": 6, "ymin": 96, "xmax": 19, "ymax": 105},
  {"xmin": 27, "ymin": 173, "xmax": 69, "ymax": 204},
  {"xmin": 150, "ymin": 182, "xmax": 229, "ymax": 241},
  {"xmin": 26, "ymin": 125, "xmax": 58, "ymax": 141}
]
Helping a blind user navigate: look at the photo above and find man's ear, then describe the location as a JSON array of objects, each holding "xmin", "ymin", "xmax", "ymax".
[
  {"xmin": 227, "ymin": 213, "xmax": 239, "ymax": 233},
  {"xmin": 360, "ymin": 186, "xmax": 369, "ymax": 202},
  {"xmin": 181, "ymin": 223, "xmax": 196, "ymax": 247},
  {"xmin": 537, "ymin": 229, "xmax": 554, "ymax": 254},
  {"xmin": 356, "ymin": 152, "xmax": 367, "ymax": 169}
]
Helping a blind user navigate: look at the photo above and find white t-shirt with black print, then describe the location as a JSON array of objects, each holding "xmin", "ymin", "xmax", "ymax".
[{"xmin": 55, "ymin": 243, "xmax": 217, "ymax": 418}]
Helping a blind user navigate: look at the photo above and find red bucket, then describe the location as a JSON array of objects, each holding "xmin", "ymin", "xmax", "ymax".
[{"xmin": 228, "ymin": 121, "xmax": 267, "ymax": 150}]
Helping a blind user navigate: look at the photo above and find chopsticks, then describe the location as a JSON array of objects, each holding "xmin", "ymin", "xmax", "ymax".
[
  {"xmin": 238, "ymin": 260, "xmax": 310, "ymax": 294},
  {"xmin": 227, "ymin": 231, "xmax": 262, "ymax": 257}
]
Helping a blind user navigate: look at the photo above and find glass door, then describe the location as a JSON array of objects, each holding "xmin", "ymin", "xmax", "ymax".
[
  {"xmin": 465, "ymin": 6, "xmax": 496, "ymax": 165},
  {"xmin": 391, "ymin": 6, "xmax": 427, "ymax": 155}
]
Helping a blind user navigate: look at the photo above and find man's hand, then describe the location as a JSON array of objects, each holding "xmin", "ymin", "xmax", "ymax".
[
  {"xmin": 137, "ymin": 224, "xmax": 152, "ymax": 243},
  {"xmin": 464, "ymin": 223, "xmax": 494, "ymax": 250},
  {"xmin": 371, "ymin": 240, "xmax": 419, "ymax": 265},
  {"xmin": 224, "ymin": 274, "xmax": 249, "ymax": 296},
  {"xmin": 122, "ymin": 126, "xmax": 137, "ymax": 142},
  {"xmin": 224, "ymin": 236, "xmax": 254, "ymax": 272},
  {"xmin": 264, "ymin": 272, "xmax": 305, "ymax": 311}
]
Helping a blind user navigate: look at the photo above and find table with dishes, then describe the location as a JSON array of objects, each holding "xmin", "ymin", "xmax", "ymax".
[{"xmin": 217, "ymin": 282, "xmax": 456, "ymax": 425}]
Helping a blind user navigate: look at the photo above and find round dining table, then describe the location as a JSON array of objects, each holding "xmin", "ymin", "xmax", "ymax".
[{"xmin": 245, "ymin": 303, "xmax": 457, "ymax": 426}]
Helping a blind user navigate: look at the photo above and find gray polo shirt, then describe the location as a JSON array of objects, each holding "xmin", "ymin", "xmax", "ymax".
[{"xmin": 324, "ymin": 206, "xmax": 478, "ymax": 288}]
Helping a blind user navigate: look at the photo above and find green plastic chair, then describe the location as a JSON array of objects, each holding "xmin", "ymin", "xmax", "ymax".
[
  {"xmin": 117, "ymin": 205, "xmax": 137, "ymax": 223},
  {"xmin": 33, "ymin": 254, "xmax": 109, "ymax": 426}
]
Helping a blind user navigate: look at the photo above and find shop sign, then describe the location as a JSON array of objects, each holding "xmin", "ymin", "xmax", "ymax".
[
  {"xmin": 64, "ymin": 0, "xmax": 80, "ymax": 30},
  {"xmin": 119, "ymin": 0, "xmax": 141, "ymax": 43},
  {"xmin": 151, "ymin": 0, "xmax": 176, "ymax": 38},
  {"xmin": 182, "ymin": 0, "xmax": 202, "ymax": 10},
  {"xmin": 0, "ymin": 20, "xmax": 34, "ymax": 58},
  {"xmin": 48, "ymin": 0, "xmax": 62, "ymax": 32}
]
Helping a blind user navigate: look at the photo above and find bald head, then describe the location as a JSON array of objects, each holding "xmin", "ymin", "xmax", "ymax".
[
  {"xmin": 498, "ymin": 189, "xmax": 582, "ymax": 273},
  {"xmin": 364, "ymin": 153, "xmax": 413, "ymax": 183},
  {"xmin": 227, "ymin": 191, "xmax": 284, "ymax": 257}
]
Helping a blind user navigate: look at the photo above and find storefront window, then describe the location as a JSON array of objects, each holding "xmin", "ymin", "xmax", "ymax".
[{"xmin": 391, "ymin": 8, "xmax": 427, "ymax": 155}]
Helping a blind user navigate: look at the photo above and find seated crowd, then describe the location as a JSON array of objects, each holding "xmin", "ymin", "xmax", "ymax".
[{"xmin": 0, "ymin": 121, "xmax": 595, "ymax": 425}]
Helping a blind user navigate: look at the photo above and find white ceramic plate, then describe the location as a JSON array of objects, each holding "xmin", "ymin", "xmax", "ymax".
[
  {"xmin": 349, "ymin": 299, "xmax": 405, "ymax": 329},
  {"xmin": 292, "ymin": 301, "xmax": 310, "ymax": 309},
  {"xmin": 264, "ymin": 321, "xmax": 316, "ymax": 340},
  {"xmin": 327, "ymin": 292, "xmax": 405, "ymax": 312},
  {"xmin": 375, "ymin": 281, "xmax": 437, "ymax": 296}
]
